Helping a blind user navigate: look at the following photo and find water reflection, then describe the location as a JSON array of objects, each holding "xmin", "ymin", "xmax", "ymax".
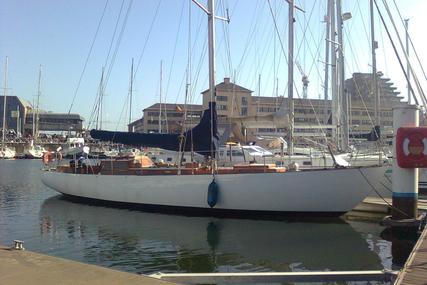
[
  {"xmin": 381, "ymin": 227, "xmax": 419, "ymax": 268},
  {"xmin": 40, "ymin": 196, "xmax": 383, "ymax": 274}
]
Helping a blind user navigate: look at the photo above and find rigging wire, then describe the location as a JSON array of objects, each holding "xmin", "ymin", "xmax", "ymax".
[
  {"xmin": 87, "ymin": 0, "xmax": 133, "ymax": 131},
  {"xmin": 235, "ymin": 0, "xmax": 263, "ymax": 83},
  {"xmin": 374, "ymin": 0, "xmax": 421, "ymax": 107},
  {"xmin": 68, "ymin": 0, "xmax": 109, "ymax": 114},
  {"xmin": 133, "ymin": 0, "xmax": 162, "ymax": 79},
  {"xmin": 355, "ymin": 0, "xmax": 371, "ymax": 53},
  {"xmin": 220, "ymin": 0, "xmax": 233, "ymax": 77},
  {"xmin": 87, "ymin": 0, "xmax": 126, "ymax": 130},
  {"xmin": 103, "ymin": 0, "xmax": 133, "ymax": 93},
  {"xmin": 164, "ymin": 1, "xmax": 186, "ymax": 103},
  {"xmin": 358, "ymin": 169, "xmax": 411, "ymax": 219},
  {"xmin": 103, "ymin": 0, "xmax": 126, "ymax": 71},
  {"xmin": 391, "ymin": 0, "xmax": 427, "ymax": 82},
  {"xmin": 380, "ymin": 0, "xmax": 426, "ymax": 108}
]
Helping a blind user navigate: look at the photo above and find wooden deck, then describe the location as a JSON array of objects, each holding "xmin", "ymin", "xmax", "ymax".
[
  {"xmin": 394, "ymin": 225, "xmax": 427, "ymax": 285},
  {"xmin": 353, "ymin": 197, "xmax": 427, "ymax": 214}
]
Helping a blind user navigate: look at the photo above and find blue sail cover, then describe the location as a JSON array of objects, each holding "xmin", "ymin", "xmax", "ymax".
[{"xmin": 90, "ymin": 102, "xmax": 219, "ymax": 157}]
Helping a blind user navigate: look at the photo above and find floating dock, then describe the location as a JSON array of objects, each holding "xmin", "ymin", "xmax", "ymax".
[
  {"xmin": 353, "ymin": 197, "xmax": 427, "ymax": 214},
  {"xmin": 0, "ymin": 245, "xmax": 175, "ymax": 285}
]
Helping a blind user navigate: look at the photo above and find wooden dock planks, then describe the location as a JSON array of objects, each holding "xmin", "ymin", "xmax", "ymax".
[{"xmin": 395, "ymin": 225, "xmax": 427, "ymax": 285}]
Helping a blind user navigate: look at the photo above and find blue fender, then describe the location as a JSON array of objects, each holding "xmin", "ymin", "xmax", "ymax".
[{"xmin": 207, "ymin": 180, "xmax": 219, "ymax": 208}]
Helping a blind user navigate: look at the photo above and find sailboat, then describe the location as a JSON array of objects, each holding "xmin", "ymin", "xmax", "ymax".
[
  {"xmin": 24, "ymin": 65, "xmax": 46, "ymax": 159},
  {"xmin": 1, "ymin": 57, "xmax": 16, "ymax": 159},
  {"xmin": 24, "ymin": 140, "xmax": 45, "ymax": 159},
  {"xmin": 41, "ymin": 0, "xmax": 389, "ymax": 216}
]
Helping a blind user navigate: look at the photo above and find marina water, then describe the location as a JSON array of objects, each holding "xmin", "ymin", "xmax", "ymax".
[{"xmin": 0, "ymin": 160, "xmax": 411, "ymax": 279}]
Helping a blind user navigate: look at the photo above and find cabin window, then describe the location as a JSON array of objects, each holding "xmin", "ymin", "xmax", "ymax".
[
  {"xmin": 226, "ymin": 150, "xmax": 244, "ymax": 157},
  {"xmin": 167, "ymin": 157, "xmax": 173, "ymax": 162},
  {"xmin": 303, "ymin": 161, "xmax": 312, "ymax": 165}
]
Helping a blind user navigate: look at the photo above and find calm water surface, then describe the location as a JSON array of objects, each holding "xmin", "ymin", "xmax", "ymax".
[{"xmin": 0, "ymin": 160, "xmax": 399, "ymax": 276}]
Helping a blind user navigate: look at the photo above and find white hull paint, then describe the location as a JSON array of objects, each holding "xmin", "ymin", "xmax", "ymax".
[
  {"xmin": 24, "ymin": 147, "xmax": 45, "ymax": 159},
  {"xmin": 0, "ymin": 147, "xmax": 16, "ymax": 159},
  {"xmin": 42, "ymin": 166, "xmax": 389, "ymax": 214}
]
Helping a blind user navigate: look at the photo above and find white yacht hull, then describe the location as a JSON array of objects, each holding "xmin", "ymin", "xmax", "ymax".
[
  {"xmin": 42, "ymin": 166, "xmax": 389, "ymax": 215},
  {"xmin": 24, "ymin": 149, "xmax": 44, "ymax": 159},
  {"xmin": 0, "ymin": 147, "xmax": 16, "ymax": 159}
]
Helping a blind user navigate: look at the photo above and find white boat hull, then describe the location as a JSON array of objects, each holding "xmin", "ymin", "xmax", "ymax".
[
  {"xmin": 41, "ymin": 166, "xmax": 389, "ymax": 215},
  {"xmin": 0, "ymin": 147, "xmax": 16, "ymax": 159}
]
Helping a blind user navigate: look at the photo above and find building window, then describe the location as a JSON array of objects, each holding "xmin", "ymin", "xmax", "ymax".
[
  {"xmin": 257, "ymin": 106, "xmax": 276, "ymax": 113},
  {"xmin": 217, "ymin": 104, "xmax": 227, "ymax": 110},
  {"xmin": 217, "ymin": 95, "xmax": 228, "ymax": 102},
  {"xmin": 241, "ymin": 97, "xmax": 248, "ymax": 106},
  {"xmin": 241, "ymin": 107, "xmax": 247, "ymax": 116},
  {"xmin": 258, "ymin": 128, "xmax": 275, "ymax": 133}
]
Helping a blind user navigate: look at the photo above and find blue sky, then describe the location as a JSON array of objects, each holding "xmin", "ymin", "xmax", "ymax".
[{"xmin": 1, "ymin": 0, "xmax": 426, "ymax": 131}]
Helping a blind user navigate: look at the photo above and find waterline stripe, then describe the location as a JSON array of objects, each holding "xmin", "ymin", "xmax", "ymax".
[{"xmin": 392, "ymin": 192, "xmax": 418, "ymax": 198}]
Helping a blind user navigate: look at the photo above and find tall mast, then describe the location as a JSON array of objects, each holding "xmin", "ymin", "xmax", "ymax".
[
  {"xmin": 405, "ymin": 18, "xmax": 410, "ymax": 104},
  {"xmin": 193, "ymin": 0, "xmax": 228, "ymax": 158},
  {"xmin": 2, "ymin": 57, "xmax": 8, "ymax": 152},
  {"xmin": 207, "ymin": 0, "xmax": 216, "ymax": 103},
  {"xmin": 287, "ymin": 0, "xmax": 295, "ymax": 155},
  {"xmin": 336, "ymin": 0, "xmax": 348, "ymax": 150},
  {"xmin": 95, "ymin": 67, "xmax": 105, "ymax": 130},
  {"xmin": 370, "ymin": 0, "xmax": 380, "ymax": 133},
  {"xmin": 35, "ymin": 64, "xmax": 42, "ymax": 140},
  {"xmin": 257, "ymin": 74, "xmax": 261, "ymax": 118},
  {"xmin": 330, "ymin": 0, "xmax": 338, "ymax": 147},
  {"xmin": 323, "ymin": 0, "xmax": 331, "ymax": 125},
  {"xmin": 158, "ymin": 60, "xmax": 163, "ymax": 133},
  {"xmin": 129, "ymin": 58, "xmax": 134, "ymax": 126}
]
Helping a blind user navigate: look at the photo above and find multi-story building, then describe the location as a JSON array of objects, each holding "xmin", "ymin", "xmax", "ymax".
[
  {"xmin": 140, "ymin": 103, "xmax": 204, "ymax": 133},
  {"xmin": 345, "ymin": 72, "xmax": 407, "ymax": 133},
  {"xmin": 130, "ymin": 74, "xmax": 407, "ymax": 142},
  {"xmin": 0, "ymin": 95, "xmax": 84, "ymax": 136},
  {"xmin": 24, "ymin": 112, "xmax": 84, "ymax": 133},
  {"xmin": 202, "ymin": 77, "xmax": 253, "ymax": 119},
  {"xmin": 128, "ymin": 117, "xmax": 144, "ymax": 133}
]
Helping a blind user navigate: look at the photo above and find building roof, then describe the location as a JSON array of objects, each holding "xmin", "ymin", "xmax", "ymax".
[
  {"xmin": 144, "ymin": 103, "xmax": 204, "ymax": 112},
  {"xmin": 201, "ymin": 78, "xmax": 253, "ymax": 94},
  {"xmin": 128, "ymin": 117, "xmax": 144, "ymax": 127},
  {"xmin": 16, "ymin": 97, "xmax": 33, "ymax": 109},
  {"xmin": 36, "ymin": 113, "xmax": 85, "ymax": 120}
]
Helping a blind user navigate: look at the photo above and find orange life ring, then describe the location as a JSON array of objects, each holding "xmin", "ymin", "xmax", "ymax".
[{"xmin": 43, "ymin": 152, "xmax": 54, "ymax": 165}]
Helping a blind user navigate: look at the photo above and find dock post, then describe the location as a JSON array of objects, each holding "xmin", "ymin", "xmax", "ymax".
[{"xmin": 392, "ymin": 106, "xmax": 419, "ymax": 220}]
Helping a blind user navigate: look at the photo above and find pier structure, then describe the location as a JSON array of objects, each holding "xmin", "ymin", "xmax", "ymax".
[
  {"xmin": 0, "ymin": 244, "xmax": 173, "ymax": 285},
  {"xmin": 392, "ymin": 106, "xmax": 420, "ymax": 220},
  {"xmin": 394, "ymin": 224, "xmax": 427, "ymax": 285}
]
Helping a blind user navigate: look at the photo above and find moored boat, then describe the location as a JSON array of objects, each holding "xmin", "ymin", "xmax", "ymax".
[
  {"xmin": 41, "ymin": 163, "xmax": 388, "ymax": 216},
  {"xmin": 24, "ymin": 141, "xmax": 46, "ymax": 159},
  {"xmin": 41, "ymin": 0, "xmax": 390, "ymax": 217},
  {"xmin": 0, "ymin": 146, "xmax": 16, "ymax": 159}
]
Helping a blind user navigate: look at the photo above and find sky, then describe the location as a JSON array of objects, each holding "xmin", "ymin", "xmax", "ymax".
[{"xmin": 1, "ymin": 0, "xmax": 427, "ymax": 131}]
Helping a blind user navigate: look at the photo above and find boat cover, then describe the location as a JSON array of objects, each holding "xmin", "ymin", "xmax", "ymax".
[{"xmin": 90, "ymin": 102, "xmax": 219, "ymax": 157}]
